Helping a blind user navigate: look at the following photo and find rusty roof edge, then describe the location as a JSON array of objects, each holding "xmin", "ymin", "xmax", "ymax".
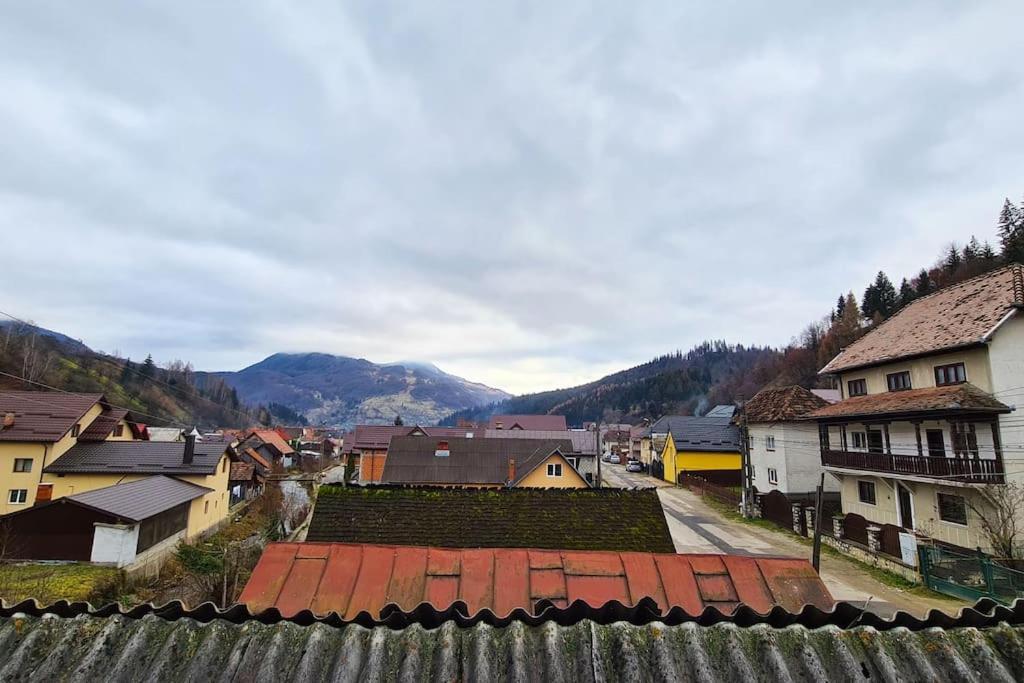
[{"xmin": 3, "ymin": 596, "xmax": 1024, "ymax": 632}]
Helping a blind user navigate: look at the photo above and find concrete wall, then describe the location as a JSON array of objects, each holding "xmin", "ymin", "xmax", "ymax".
[
  {"xmin": 989, "ymin": 313, "xmax": 1024, "ymax": 475},
  {"xmin": 837, "ymin": 346, "xmax": 993, "ymax": 397},
  {"xmin": 749, "ymin": 422, "xmax": 839, "ymax": 494}
]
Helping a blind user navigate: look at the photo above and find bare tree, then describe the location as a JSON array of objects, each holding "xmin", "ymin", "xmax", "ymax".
[{"xmin": 968, "ymin": 483, "xmax": 1024, "ymax": 560}]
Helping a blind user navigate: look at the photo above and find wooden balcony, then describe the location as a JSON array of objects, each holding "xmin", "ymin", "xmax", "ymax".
[{"xmin": 821, "ymin": 450, "xmax": 1005, "ymax": 484}]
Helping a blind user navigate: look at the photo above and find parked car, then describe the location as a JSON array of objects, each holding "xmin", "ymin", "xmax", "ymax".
[
  {"xmin": 626, "ymin": 460, "xmax": 643, "ymax": 473},
  {"xmin": 609, "ymin": 454, "xmax": 621, "ymax": 464},
  {"xmin": 601, "ymin": 453, "xmax": 612, "ymax": 462}
]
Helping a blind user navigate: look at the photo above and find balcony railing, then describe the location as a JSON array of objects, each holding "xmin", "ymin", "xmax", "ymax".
[{"xmin": 821, "ymin": 449, "xmax": 1004, "ymax": 483}]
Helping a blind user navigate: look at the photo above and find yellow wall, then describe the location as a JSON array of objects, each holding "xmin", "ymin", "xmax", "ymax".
[
  {"xmin": 516, "ymin": 453, "xmax": 588, "ymax": 488},
  {"xmin": 105, "ymin": 420, "xmax": 138, "ymax": 441},
  {"xmin": 838, "ymin": 347, "xmax": 992, "ymax": 397},
  {"xmin": 661, "ymin": 433, "xmax": 741, "ymax": 484}
]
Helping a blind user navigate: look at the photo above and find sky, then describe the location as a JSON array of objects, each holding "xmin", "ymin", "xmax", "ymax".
[{"xmin": 3, "ymin": 2, "xmax": 1024, "ymax": 395}]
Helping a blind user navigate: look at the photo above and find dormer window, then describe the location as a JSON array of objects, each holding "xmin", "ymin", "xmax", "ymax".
[
  {"xmin": 435, "ymin": 441, "xmax": 450, "ymax": 457},
  {"xmin": 935, "ymin": 362, "xmax": 966, "ymax": 386},
  {"xmin": 847, "ymin": 379, "xmax": 867, "ymax": 397},
  {"xmin": 113, "ymin": 423, "xmax": 124, "ymax": 438},
  {"xmin": 70, "ymin": 423, "xmax": 80, "ymax": 437},
  {"xmin": 886, "ymin": 371, "xmax": 912, "ymax": 392}
]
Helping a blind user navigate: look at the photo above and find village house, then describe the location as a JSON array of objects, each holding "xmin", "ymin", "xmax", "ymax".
[
  {"xmin": 380, "ymin": 436, "xmax": 589, "ymax": 488},
  {"xmin": 809, "ymin": 264, "xmax": 1024, "ymax": 554},
  {"xmin": 344, "ymin": 424, "xmax": 471, "ymax": 483},
  {"xmin": 487, "ymin": 414, "xmax": 568, "ymax": 431},
  {"xmin": 742, "ymin": 385, "xmax": 840, "ymax": 496},
  {"xmin": 237, "ymin": 428, "xmax": 296, "ymax": 468},
  {"xmin": 0, "ymin": 391, "xmax": 147, "ymax": 514},
  {"xmin": 653, "ymin": 413, "xmax": 743, "ymax": 485},
  {"xmin": 482, "ymin": 428, "xmax": 598, "ymax": 484}
]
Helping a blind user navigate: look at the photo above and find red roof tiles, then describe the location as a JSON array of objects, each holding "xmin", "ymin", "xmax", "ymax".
[
  {"xmin": 239, "ymin": 542, "xmax": 834, "ymax": 618},
  {"xmin": 742, "ymin": 386, "xmax": 829, "ymax": 423},
  {"xmin": 249, "ymin": 429, "xmax": 296, "ymax": 456},
  {"xmin": 805, "ymin": 383, "xmax": 1011, "ymax": 420}
]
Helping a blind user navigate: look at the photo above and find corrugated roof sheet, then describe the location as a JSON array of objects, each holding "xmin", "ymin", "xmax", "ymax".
[
  {"xmin": 341, "ymin": 425, "xmax": 471, "ymax": 453},
  {"xmin": 45, "ymin": 441, "xmax": 229, "ymax": 475},
  {"xmin": 705, "ymin": 405, "xmax": 737, "ymax": 418},
  {"xmin": 742, "ymin": 386, "xmax": 829, "ymax": 423},
  {"xmin": 488, "ymin": 414, "xmax": 569, "ymax": 431},
  {"xmin": 65, "ymin": 475, "xmax": 211, "ymax": 522},
  {"xmin": 821, "ymin": 264, "xmax": 1024, "ymax": 374},
  {"xmin": 306, "ymin": 485, "xmax": 675, "ymax": 552},
  {"xmin": 484, "ymin": 428, "xmax": 597, "ymax": 454},
  {"xmin": 382, "ymin": 435, "xmax": 575, "ymax": 485},
  {"xmin": 238, "ymin": 542, "xmax": 833, "ymax": 619},
  {"xmin": 651, "ymin": 416, "xmax": 742, "ymax": 453},
  {"xmin": 0, "ymin": 390, "xmax": 103, "ymax": 442},
  {"xmin": 805, "ymin": 383, "xmax": 1011, "ymax": 420},
  {"xmin": 4, "ymin": 611, "xmax": 1024, "ymax": 681}
]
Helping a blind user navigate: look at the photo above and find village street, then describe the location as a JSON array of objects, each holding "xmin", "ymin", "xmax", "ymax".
[{"xmin": 600, "ymin": 463, "xmax": 967, "ymax": 618}]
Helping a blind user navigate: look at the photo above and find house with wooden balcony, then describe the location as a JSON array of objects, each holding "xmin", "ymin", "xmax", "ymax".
[{"xmin": 808, "ymin": 264, "xmax": 1024, "ymax": 553}]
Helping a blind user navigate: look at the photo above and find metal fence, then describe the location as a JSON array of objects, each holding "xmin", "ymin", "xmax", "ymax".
[{"xmin": 920, "ymin": 545, "xmax": 1024, "ymax": 604}]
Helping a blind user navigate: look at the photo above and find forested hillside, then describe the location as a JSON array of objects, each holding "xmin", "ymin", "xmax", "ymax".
[
  {"xmin": 444, "ymin": 192, "xmax": 1024, "ymax": 427},
  {"xmin": 0, "ymin": 319, "xmax": 287, "ymax": 429}
]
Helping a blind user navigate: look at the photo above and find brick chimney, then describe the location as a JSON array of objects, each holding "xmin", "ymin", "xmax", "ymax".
[
  {"xmin": 507, "ymin": 458, "xmax": 516, "ymax": 484},
  {"xmin": 183, "ymin": 427, "xmax": 199, "ymax": 464},
  {"xmin": 2, "ymin": 412, "xmax": 14, "ymax": 430}
]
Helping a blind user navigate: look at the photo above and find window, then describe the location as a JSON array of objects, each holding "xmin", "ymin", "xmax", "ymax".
[
  {"xmin": 937, "ymin": 493, "xmax": 968, "ymax": 525},
  {"xmin": 867, "ymin": 429, "xmax": 884, "ymax": 454},
  {"xmin": 8, "ymin": 489, "xmax": 27, "ymax": 504},
  {"xmin": 926, "ymin": 429, "xmax": 946, "ymax": 458},
  {"xmin": 886, "ymin": 371, "xmax": 912, "ymax": 392},
  {"xmin": 70, "ymin": 423, "xmax": 80, "ymax": 437},
  {"xmin": 952, "ymin": 423, "xmax": 979, "ymax": 457},
  {"xmin": 547, "ymin": 463, "xmax": 563, "ymax": 477},
  {"xmin": 136, "ymin": 502, "xmax": 188, "ymax": 553},
  {"xmin": 222, "ymin": 458, "xmax": 228, "ymax": 473},
  {"xmin": 566, "ymin": 457, "xmax": 578, "ymax": 469},
  {"xmin": 857, "ymin": 480, "xmax": 876, "ymax": 505},
  {"xmin": 13, "ymin": 458, "xmax": 32, "ymax": 473},
  {"xmin": 113, "ymin": 423, "xmax": 124, "ymax": 437},
  {"xmin": 935, "ymin": 363, "xmax": 966, "ymax": 387},
  {"xmin": 204, "ymin": 500, "xmax": 209, "ymax": 514},
  {"xmin": 765, "ymin": 435, "xmax": 776, "ymax": 451},
  {"xmin": 851, "ymin": 432, "xmax": 866, "ymax": 449},
  {"xmin": 747, "ymin": 435, "xmax": 754, "ymax": 451},
  {"xmin": 768, "ymin": 468, "xmax": 778, "ymax": 485},
  {"xmin": 847, "ymin": 379, "xmax": 867, "ymax": 397},
  {"xmin": 750, "ymin": 465, "xmax": 756, "ymax": 479}
]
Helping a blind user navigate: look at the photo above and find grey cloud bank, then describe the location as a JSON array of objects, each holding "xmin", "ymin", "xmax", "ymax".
[{"xmin": 2, "ymin": 2, "xmax": 1024, "ymax": 394}]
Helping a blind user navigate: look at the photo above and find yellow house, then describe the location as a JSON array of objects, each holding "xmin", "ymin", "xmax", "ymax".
[
  {"xmin": 660, "ymin": 426, "xmax": 743, "ymax": 486},
  {"xmin": 0, "ymin": 391, "xmax": 147, "ymax": 514}
]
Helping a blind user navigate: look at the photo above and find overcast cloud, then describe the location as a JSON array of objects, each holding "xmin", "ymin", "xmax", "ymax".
[{"xmin": 3, "ymin": 2, "xmax": 1024, "ymax": 394}]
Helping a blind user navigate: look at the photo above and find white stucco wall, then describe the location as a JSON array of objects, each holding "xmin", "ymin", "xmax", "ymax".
[
  {"xmin": 91, "ymin": 522, "xmax": 139, "ymax": 567},
  {"xmin": 988, "ymin": 312, "xmax": 1024, "ymax": 482},
  {"xmin": 749, "ymin": 423, "xmax": 838, "ymax": 494}
]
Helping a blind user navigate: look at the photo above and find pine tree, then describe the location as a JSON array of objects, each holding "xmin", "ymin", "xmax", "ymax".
[
  {"xmin": 861, "ymin": 271, "xmax": 898, "ymax": 320},
  {"xmin": 944, "ymin": 244, "xmax": 962, "ymax": 273},
  {"xmin": 981, "ymin": 241, "xmax": 997, "ymax": 262},
  {"xmin": 394, "ymin": 414, "xmax": 404, "ymax": 426},
  {"xmin": 916, "ymin": 269, "xmax": 933, "ymax": 296},
  {"xmin": 140, "ymin": 354, "xmax": 156, "ymax": 378},
  {"xmin": 963, "ymin": 235, "xmax": 981, "ymax": 262},
  {"xmin": 999, "ymin": 198, "xmax": 1024, "ymax": 264},
  {"xmin": 897, "ymin": 277, "xmax": 915, "ymax": 309},
  {"xmin": 835, "ymin": 294, "xmax": 846, "ymax": 318}
]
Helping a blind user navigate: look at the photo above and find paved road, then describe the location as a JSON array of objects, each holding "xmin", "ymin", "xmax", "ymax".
[{"xmin": 600, "ymin": 463, "xmax": 967, "ymax": 617}]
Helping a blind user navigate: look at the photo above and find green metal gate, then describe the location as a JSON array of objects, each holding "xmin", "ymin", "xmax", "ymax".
[{"xmin": 920, "ymin": 545, "xmax": 1024, "ymax": 604}]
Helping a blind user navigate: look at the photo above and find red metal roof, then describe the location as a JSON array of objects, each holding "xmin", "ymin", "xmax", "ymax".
[{"xmin": 238, "ymin": 542, "xmax": 834, "ymax": 619}]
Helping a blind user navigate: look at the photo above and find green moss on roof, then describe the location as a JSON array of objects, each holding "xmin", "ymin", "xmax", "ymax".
[{"xmin": 307, "ymin": 485, "xmax": 675, "ymax": 553}]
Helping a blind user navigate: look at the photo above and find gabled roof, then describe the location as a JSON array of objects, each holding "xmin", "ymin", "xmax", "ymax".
[
  {"xmin": 65, "ymin": 475, "xmax": 210, "ymax": 521},
  {"xmin": 45, "ymin": 441, "xmax": 229, "ymax": 475},
  {"xmin": 482, "ymin": 428, "xmax": 597, "ymax": 454},
  {"xmin": 241, "ymin": 446, "xmax": 271, "ymax": 471},
  {"xmin": 652, "ymin": 416, "xmax": 741, "ymax": 453},
  {"xmin": 248, "ymin": 429, "xmax": 295, "ymax": 456},
  {"xmin": 0, "ymin": 391, "xmax": 103, "ymax": 442},
  {"xmin": 75, "ymin": 408, "xmax": 130, "ymax": 442},
  {"xmin": 804, "ymin": 383, "xmax": 1011, "ymax": 421},
  {"xmin": 743, "ymin": 386, "xmax": 829, "ymax": 423},
  {"xmin": 487, "ymin": 414, "xmax": 568, "ymax": 431},
  {"xmin": 307, "ymin": 485, "xmax": 674, "ymax": 552},
  {"xmin": 342, "ymin": 424, "xmax": 470, "ymax": 453},
  {"xmin": 820, "ymin": 264, "xmax": 1024, "ymax": 374},
  {"xmin": 381, "ymin": 436, "xmax": 575, "ymax": 485},
  {"xmin": 239, "ymin": 542, "xmax": 834, "ymax": 619},
  {"xmin": 704, "ymin": 404, "xmax": 737, "ymax": 418}
]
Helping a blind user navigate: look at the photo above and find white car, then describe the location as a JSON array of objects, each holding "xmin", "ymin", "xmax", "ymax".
[{"xmin": 609, "ymin": 454, "xmax": 621, "ymax": 464}]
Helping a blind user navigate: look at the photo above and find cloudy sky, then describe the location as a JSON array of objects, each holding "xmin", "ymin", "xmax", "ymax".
[{"xmin": 3, "ymin": 2, "xmax": 1024, "ymax": 395}]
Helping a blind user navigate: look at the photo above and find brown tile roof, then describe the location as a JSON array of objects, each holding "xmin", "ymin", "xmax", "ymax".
[
  {"xmin": 242, "ymin": 447, "xmax": 271, "ymax": 471},
  {"xmin": 239, "ymin": 541, "xmax": 833, "ymax": 619},
  {"xmin": 343, "ymin": 425, "xmax": 470, "ymax": 453},
  {"xmin": 804, "ymin": 383, "xmax": 1011, "ymax": 420},
  {"xmin": 382, "ymin": 436, "xmax": 577, "ymax": 486},
  {"xmin": 230, "ymin": 462, "xmax": 256, "ymax": 482},
  {"xmin": 820, "ymin": 264, "xmax": 1024, "ymax": 374},
  {"xmin": 0, "ymin": 391, "xmax": 103, "ymax": 442},
  {"xmin": 76, "ymin": 408, "xmax": 129, "ymax": 442},
  {"xmin": 487, "ymin": 414, "xmax": 568, "ymax": 431},
  {"xmin": 743, "ymin": 386, "xmax": 829, "ymax": 423}
]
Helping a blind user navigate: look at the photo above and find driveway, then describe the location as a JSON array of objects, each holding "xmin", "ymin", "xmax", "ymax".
[{"xmin": 600, "ymin": 463, "xmax": 967, "ymax": 618}]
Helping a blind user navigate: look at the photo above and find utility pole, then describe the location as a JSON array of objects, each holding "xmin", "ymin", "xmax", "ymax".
[
  {"xmin": 740, "ymin": 420, "xmax": 753, "ymax": 518},
  {"xmin": 596, "ymin": 418, "xmax": 602, "ymax": 488},
  {"xmin": 812, "ymin": 473, "xmax": 824, "ymax": 572}
]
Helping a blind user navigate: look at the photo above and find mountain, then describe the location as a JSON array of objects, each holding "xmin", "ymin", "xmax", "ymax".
[
  {"xmin": 442, "ymin": 341, "xmax": 791, "ymax": 427},
  {"xmin": 209, "ymin": 353, "xmax": 510, "ymax": 429}
]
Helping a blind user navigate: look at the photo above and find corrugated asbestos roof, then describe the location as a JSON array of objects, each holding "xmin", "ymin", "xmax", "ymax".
[
  {"xmin": 805, "ymin": 383, "xmax": 1011, "ymax": 420},
  {"xmin": 66, "ymin": 475, "xmax": 211, "ymax": 521},
  {"xmin": 3, "ymin": 610, "xmax": 1024, "ymax": 682},
  {"xmin": 0, "ymin": 390, "xmax": 103, "ymax": 442},
  {"xmin": 382, "ymin": 435, "xmax": 576, "ymax": 485},
  {"xmin": 820, "ymin": 264, "xmax": 1024, "ymax": 374},
  {"xmin": 44, "ymin": 441, "xmax": 229, "ymax": 475},
  {"xmin": 238, "ymin": 542, "xmax": 834, "ymax": 619},
  {"xmin": 306, "ymin": 485, "xmax": 676, "ymax": 552}
]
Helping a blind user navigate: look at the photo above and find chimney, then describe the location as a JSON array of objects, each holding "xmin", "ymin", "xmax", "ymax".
[
  {"xmin": 183, "ymin": 427, "xmax": 199, "ymax": 464},
  {"xmin": 2, "ymin": 412, "xmax": 14, "ymax": 430},
  {"xmin": 508, "ymin": 458, "xmax": 516, "ymax": 484},
  {"xmin": 495, "ymin": 421, "xmax": 504, "ymax": 430}
]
